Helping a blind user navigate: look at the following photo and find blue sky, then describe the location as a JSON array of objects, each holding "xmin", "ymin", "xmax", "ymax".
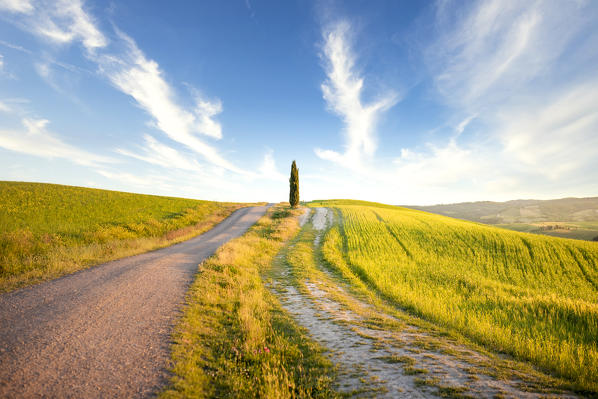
[{"xmin": 0, "ymin": 0, "xmax": 597, "ymax": 204}]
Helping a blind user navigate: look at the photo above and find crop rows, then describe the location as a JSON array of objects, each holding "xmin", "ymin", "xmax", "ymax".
[{"xmin": 316, "ymin": 201, "xmax": 598, "ymax": 393}]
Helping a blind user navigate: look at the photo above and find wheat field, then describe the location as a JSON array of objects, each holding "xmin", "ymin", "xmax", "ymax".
[{"xmin": 311, "ymin": 200, "xmax": 598, "ymax": 393}]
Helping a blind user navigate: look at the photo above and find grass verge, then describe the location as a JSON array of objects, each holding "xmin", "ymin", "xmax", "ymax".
[{"xmin": 162, "ymin": 205, "xmax": 335, "ymax": 399}]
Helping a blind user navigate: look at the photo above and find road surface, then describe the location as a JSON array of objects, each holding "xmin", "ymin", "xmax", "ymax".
[{"xmin": 0, "ymin": 205, "xmax": 270, "ymax": 398}]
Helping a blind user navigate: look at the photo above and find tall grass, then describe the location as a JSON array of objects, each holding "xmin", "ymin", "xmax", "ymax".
[
  {"xmin": 314, "ymin": 201, "xmax": 598, "ymax": 393},
  {"xmin": 163, "ymin": 206, "xmax": 334, "ymax": 398},
  {"xmin": 0, "ymin": 181, "xmax": 245, "ymax": 292}
]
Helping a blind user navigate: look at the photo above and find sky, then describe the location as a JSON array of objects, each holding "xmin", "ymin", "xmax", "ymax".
[{"xmin": 0, "ymin": 0, "xmax": 597, "ymax": 205}]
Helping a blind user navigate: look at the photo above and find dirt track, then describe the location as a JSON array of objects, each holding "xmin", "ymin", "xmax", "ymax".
[
  {"xmin": 272, "ymin": 208, "xmax": 578, "ymax": 398},
  {"xmin": 0, "ymin": 205, "xmax": 269, "ymax": 398}
]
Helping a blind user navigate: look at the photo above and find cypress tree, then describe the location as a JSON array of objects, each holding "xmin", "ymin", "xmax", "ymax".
[{"xmin": 289, "ymin": 160, "xmax": 299, "ymax": 208}]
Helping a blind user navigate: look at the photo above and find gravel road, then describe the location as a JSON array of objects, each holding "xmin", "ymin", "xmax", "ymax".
[{"xmin": 0, "ymin": 205, "xmax": 270, "ymax": 398}]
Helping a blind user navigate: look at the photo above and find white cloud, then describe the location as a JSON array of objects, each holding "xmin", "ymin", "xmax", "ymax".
[
  {"xmin": 455, "ymin": 114, "xmax": 476, "ymax": 137},
  {"xmin": 96, "ymin": 169, "xmax": 168, "ymax": 188},
  {"xmin": 95, "ymin": 30, "xmax": 238, "ymax": 173},
  {"xmin": 194, "ymin": 97, "xmax": 223, "ymax": 139},
  {"xmin": 307, "ymin": 2, "xmax": 598, "ymax": 205},
  {"xmin": 15, "ymin": 0, "xmax": 107, "ymax": 51},
  {"xmin": 497, "ymin": 81, "xmax": 598, "ymax": 179},
  {"xmin": 0, "ymin": 100, "xmax": 10, "ymax": 112},
  {"xmin": 258, "ymin": 149, "xmax": 286, "ymax": 181},
  {"xmin": 429, "ymin": 0, "xmax": 595, "ymax": 110},
  {"xmin": 394, "ymin": 141, "xmax": 475, "ymax": 186},
  {"xmin": 0, "ymin": 117, "xmax": 115, "ymax": 166},
  {"xmin": 316, "ymin": 20, "xmax": 397, "ymax": 168},
  {"xmin": 0, "ymin": 52, "xmax": 15, "ymax": 79},
  {"xmin": 0, "ymin": 39, "xmax": 33, "ymax": 54},
  {"xmin": 1, "ymin": 1, "xmax": 243, "ymax": 174},
  {"xmin": 0, "ymin": 0, "xmax": 33, "ymax": 13},
  {"xmin": 116, "ymin": 134, "xmax": 203, "ymax": 172},
  {"xmin": 404, "ymin": 0, "xmax": 598, "ymax": 202},
  {"xmin": 34, "ymin": 61, "xmax": 49, "ymax": 77}
]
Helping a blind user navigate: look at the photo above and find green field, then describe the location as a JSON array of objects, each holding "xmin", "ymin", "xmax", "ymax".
[
  {"xmin": 0, "ymin": 181, "xmax": 245, "ymax": 292},
  {"xmin": 311, "ymin": 200, "xmax": 598, "ymax": 393}
]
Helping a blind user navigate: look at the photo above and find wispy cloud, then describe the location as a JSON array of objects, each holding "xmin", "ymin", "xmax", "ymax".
[
  {"xmin": 9, "ymin": 0, "xmax": 107, "ymax": 51},
  {"xmin": 34, "ymin": 61, "xmax": 52, "ymax": 81},
  {"xmin": 1, "ymin": 0, "xmax": 243, "ymax": 174},
  {"xmin": 0, "ymin": 39, "xmax": 33, "ymax": 54},
  {"xmin": 0, "ymin": 100, "xmax": 10, "ymax": 112},
  {"xmin": 0, "ymin": 52, "xmax": 15, "ymax": 79},
  {"xmin": 454, "ymin": 114, "xmax": 476, "ymax": 137},
  {"xmin": 95, "ymin": 30, "xmax": 237, "ymax": 172},
  {"xmin": 410, "ymin": 0, "xmax": 598, "ymax": 201},
  {"xmin": 116, "ymin": 134, "xmax": 203, "ymax": 173},
  {"xmin": 258, "ymin": 149, "xmax": 286, "ymax": 181},
  {"xmin": 308, "ymin": 2, "xmax": 598, "ymax": 204},
  {"xmin": 428, "ymin": 0, "xmax": 596, "ymax": 110},
  {"xmin": 0, "ymin": 118, "xmax": 114, "ymax": 166},
  {"xmin": 497, "ymin": 80, "xmax": 598, "ymax": 179},
  {"xmin": 194, "ymin": 96, "xmax": 223, "ymax": 139},
  {"xmin": 0, "ymin": 0, "xmax": 33, "ymax": 13},
  {"xmin": 244, "ymin": 0, "xmax": 256, "ymax": 19},
  {"xmin": 96, "ymin": 169, "xmax": 170, "ymax": 189},
  {"xmin": 315, "ymin": 20, "xmax": 397, "ymax": 168}
]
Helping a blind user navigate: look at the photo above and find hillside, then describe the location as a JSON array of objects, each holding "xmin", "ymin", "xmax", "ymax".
[
  {"xmin": 0, "ymin": 181, "xmax": 245, "ymax": 292},
  {"xmin": 311, "ymin": 200, "xmax": 598, "ymax": 392},
  {"xmin": 407, "ymin": 197, "xmax": 598, "ymax": 241},
  {"xmin": 407, "ymin": 197, "xmax": 598, "ymax": 223}
]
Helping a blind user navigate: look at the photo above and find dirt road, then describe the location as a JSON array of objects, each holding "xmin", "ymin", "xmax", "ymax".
[{"xmin": 0, "ymin": 205, "xmax": 269, "ymax": 398}]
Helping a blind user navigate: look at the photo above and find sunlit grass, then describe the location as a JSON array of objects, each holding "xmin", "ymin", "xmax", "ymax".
[
  {"xmin": 162, "ymin": 205, "xmax": 335, "ymax": 398},
  {"xmin": 0, "ymin": 181, "xmax": 246, "ymax": 292},
  {"xmin": 312, "ymin": 200, "xmax": 598, "ymax": 394}
]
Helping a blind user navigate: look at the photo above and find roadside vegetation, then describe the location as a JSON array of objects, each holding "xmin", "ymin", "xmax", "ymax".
[
  {"xmin": 162, "ymin": 205, "xmax": 334, "ymax": 398},
  {"xmin": 311, "ymin": 199, "xmax": 598, "ymax": 394},
  {"xmin": 0, "ymin": 181, "xmax": 246, "ymax": 292}
]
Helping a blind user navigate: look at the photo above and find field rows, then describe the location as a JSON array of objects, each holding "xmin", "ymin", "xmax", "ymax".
[{"xmin": 313, "ymin": 200, "xmax": 598, "ymax": 393}]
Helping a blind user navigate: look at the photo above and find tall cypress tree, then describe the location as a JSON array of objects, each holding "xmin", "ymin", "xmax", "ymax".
[{"xmin": 289, "ymin": 160, "xmax": 299, "ymax": 208}]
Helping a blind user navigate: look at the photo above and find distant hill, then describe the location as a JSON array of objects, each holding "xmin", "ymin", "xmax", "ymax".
[
  {"xmin": 405, "ymin": 197, "xmax": 598, "ymax": 241},
  {"xmin": 406, "ymin": 197, "xmax": 598, "ymax": 224}
]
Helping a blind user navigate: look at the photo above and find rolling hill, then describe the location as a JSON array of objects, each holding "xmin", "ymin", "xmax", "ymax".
[
  {"xmin": 0, "ymin": 181, "xmax": 245, "ymax": 292},
  {"xmin": 311, "ymin": 199, "xmax": 598, "ymax": 392},
  {"xmin": 407, "ymin": 197, "xmax": 598, "ymax": 241}
]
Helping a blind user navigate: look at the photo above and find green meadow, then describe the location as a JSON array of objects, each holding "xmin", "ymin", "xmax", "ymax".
[
  {"xmin": 311, "ymin": 200, "xmax": 598, "ymax": 393},
  {"xmin": 0, "ymin": 181, "xmax": 245, "ymax": 292}
]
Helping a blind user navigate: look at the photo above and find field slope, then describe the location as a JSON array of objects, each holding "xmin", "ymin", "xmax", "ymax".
[
  {"xmin": 311, "ymin": 199, "xmax": 598, "ymax": 393},
  {"xmin": 0, "ymin": 181, "xmax": 246, "ymax": 292}
]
